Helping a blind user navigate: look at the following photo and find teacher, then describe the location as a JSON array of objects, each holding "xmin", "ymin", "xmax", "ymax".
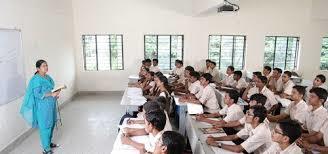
[{"xmin": 20, "ymin": 59, "xmax": 60, "ymax": 154}]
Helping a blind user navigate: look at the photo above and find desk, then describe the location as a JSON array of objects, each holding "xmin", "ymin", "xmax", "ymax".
[
  {"xmin": 186, "ymin": 115, "xmax": 242, "ymax": 154},
  {"xmin": 174, "ymin": 96, "xmax": 188, "ymax": 135},
  {"xmin": 120, "ymin": 87, "xmax": 147, "ymax": 113}
]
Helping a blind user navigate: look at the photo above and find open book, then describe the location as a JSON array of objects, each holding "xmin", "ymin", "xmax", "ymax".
[{"xmin": 52, "ymin": 85, "xmax": 67, "ymax": 93}]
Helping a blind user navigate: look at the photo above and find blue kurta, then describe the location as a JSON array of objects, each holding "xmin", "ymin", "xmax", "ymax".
[{"xmin": 20, "ymin": 74, "xmax": 57, "ymax": 151}]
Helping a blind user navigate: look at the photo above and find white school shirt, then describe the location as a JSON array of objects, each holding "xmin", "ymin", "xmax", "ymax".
[
  {"xmin": 320, "ymin": 118, "xmax": 328, "ymax": 146},
  {"xmin": 246, "ymin": 86, "xmax": 278, "ymax": 110},
  {"xmin": 274, "ymin": 77, "xmax": 284, "ymax": 92},
  {"xmin": 233, "ymin": 78, "xmax": 248, "ymax": 89},
  {"xmin": 199, "ymin": 85, "xmax": 219, "ymax": 113},
  {"xmin": 284, "ymin": 100, "xmax": 308, "ymax": 125},
  {"xmin": 163, "ymin": 111, "xmax": 172, "ymax": 131},
  {"xmin": 210, "ymin": 68, "xmax": 221, "ymax": 83},
  {"xmin": 219, "ymin": 103, "xmax": 244, "ymax": 122},
  {"xmin": 264, "ymin": 142, "xmax": 303, "ymax": 154},
  {"xmin": 172, "ymin": 67, "xmax": 184, "ymax": 83},
  {"xmin": 304, "ymin": 105, "xmax": 328, "ymax": 133},
  {"xmin": 188, "ymin": 80, "xmax": 202, "ymax": 95},
  {"xmin": 222, "ymin": 74, "xmax": 236, "ymax": 86},
  {"xmin": 237, "ymin": 123, "xmax": 272, "ymax": 154},
  {"xmin": 145, "ymin": 131, "xmax": 164, "ymax": 152},
  {"xmin": 150, "ymin": 65, "xmax": 160, "ymax": 73},
  {"xmin": 282, "ymin": 80, "xmax": 295, "ymax": 95}
]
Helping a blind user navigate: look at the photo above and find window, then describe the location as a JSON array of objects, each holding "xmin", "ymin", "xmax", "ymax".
[
  {"xmin": 264, "ymin": 36, "xmax": 299, "ymax": 70},
  {"xmin": 144, "ymin": 35, "xmax": 184, "ymax": 70},
  {"xmin": 82, "ymin": 34, "xmax": 123, "ymax": 71},
  {"xmin": 320, "ymin": 37, "xmax": 328, "ymax": 70},
  {"xmin": 208, "ymin": 35, "xmax": 246, "ymax": 70}
]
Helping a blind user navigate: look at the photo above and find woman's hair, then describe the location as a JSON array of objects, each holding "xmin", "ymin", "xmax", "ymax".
[
  {"xmin": 158, "ymin": 75, "xmax": 171, "ymax": 93},
  {"xmin": 35, "ymin": 59, "xmax": 47, "ymax": 75}
]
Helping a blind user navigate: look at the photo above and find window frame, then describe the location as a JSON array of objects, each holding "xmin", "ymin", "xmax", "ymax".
[
  {"xmin": 208, "ymin": 34, "xmax": 246, "ymax": 70},
  {"xmin": 82, "ymin": 34, "xmax": 124, "ymax": 71},
  {"xmin": 264, "ymin": 36, "xmax": 300, "ymax": 70},
  {"xmin": 144, "ymin": 34, "xmax": 184, "ymax": 70},
  {"xmin": 320, "ymin": 37, "xmax": 328, "ymax": 70}
]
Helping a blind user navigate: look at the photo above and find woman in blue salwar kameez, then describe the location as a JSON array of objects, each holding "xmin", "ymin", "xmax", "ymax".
[{"xmin": 20, "ymin": 60, "xmax": 60, "ymax": 154}]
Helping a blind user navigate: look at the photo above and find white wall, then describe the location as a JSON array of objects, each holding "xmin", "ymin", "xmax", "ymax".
[
  {"xmin": 72, "ymin": 0, "xmax": 328, "ymax": 91},
  {"xmin": 0, "ymin": 0, "xmax": 76, "ymax": 151}
]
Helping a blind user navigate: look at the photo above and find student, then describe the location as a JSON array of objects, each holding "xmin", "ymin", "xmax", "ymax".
[
  {"xmin": 245, "ymin": 76, "xmax": 278, "ymax": 113},
  {"xmin": 267, "ymin": 85, "xmax": 308, "ymax": 125},
  {"xmin": 263, "ymin": 66, "xmax": 272, "ymax": 79},
  {"xmin": 297, "ymin": 118, "xmax": 328, "ymax": 153},
  {"xmin": 173, "ymin": 66, "xmax": 194, "ymax": 93},
  {"xmin": 171, "ymin": 60, "xmax": 184, "ymax": 84},
  {"xmin": 268, "ymin": 68, "xmax": 283, "ymax": 93},
  {"xmin": 231, "ymin": 71, "xmax": 248, "ymax": 91},
  {"xmin": 150, "ymin": 59, "xmax": 160, "ymax": 73},
  {"xmin": 206, "ymin": 105, "xmax": 272, "ymax": 154},
  {"xmin": 149, "ymin": 72, "xmax": 164, "ymax": 97},
  {"xmin": 195, "ymin": 90, "xmax": 244, "ymax": 128},
  {"xmin": 133, "ymin": 71, "xmax": 155, "ymax": 95},
  {"xmin": 201, "ymin": 59, "xmax": 212, "ymax": 73},
  {"xmin": 153, "ymin": 131, "xmax": 185, "ymax": 154},
  {"xmin": 181, "ymin": 73, "xmax": 219, "ymax": 113},
  {"xmin": 178, "ymin": 71, "xmax": 202, "ymax": 99},
  {"xmin": 305, "ymin": 74, "xmax": 327, "ymax": 101},
  {"xmin": 302, "ymin": 87, "xmax": 328, "ymax": 137},
  {"xmin": 208, "ymin": 61, "xmax": 221, "ymax": 83},
  {"xmin": 277, "ymin": 71, "xmax": 295, "ymax": 99},
  {"xmin": 121, "ymin": 110, "xmax": 166, "ymax": 153},
  {"xmin": 264, "ymin": 120, "xmax": 302, "ymax": 154},
  {"xmin": 212, "ymin": 94, "xmax": 267, "ymax": 133},
  {"xmin": 220, "ymin": 66, "xmax": 235, "ymax": 87}
]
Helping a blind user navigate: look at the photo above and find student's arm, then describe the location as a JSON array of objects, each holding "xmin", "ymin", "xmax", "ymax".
[
  {"xmin": 298, "ymin": 138, "xmax": 328, "ymax": 153},
  {"xmin": 214, "ymin": 120, "xmax": 242, "ymax": 128},
  {"xmin": 197, "ymin": 118, "xmax": 225, "ymax": 125},
  {"xmin": 121, "ymin": 135, "xmax": 145, "ymax": 151},
  {"xmin": 267, "ymin": 113, "xmax": 289, "ymax": 122},
  {"xmin": 221, "ymin": 144, "xmax": 244, "ymax": 153},
  {"xmin": 125, "ymin": 128, "xmax": 148, "ymax": 137},
  {"xmin": 267, "ymin": 104, "xmax": 279, "ymax": 114},
  {"xmin": 197, "ymin": 113, "xmax": 220, "ymax": 118},
  {"xmin": 208, "ymin": 134, "xmax": 239, "ymax": 141}
]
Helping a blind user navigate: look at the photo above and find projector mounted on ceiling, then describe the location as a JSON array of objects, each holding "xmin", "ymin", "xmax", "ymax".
[{"xmin": 218, "ymin": 0, "xmax": 240, "ymax": 13}]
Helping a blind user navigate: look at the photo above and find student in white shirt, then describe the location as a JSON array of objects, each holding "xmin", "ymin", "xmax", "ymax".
[
  {"xmin": 208, "ymin": 61, "xmax": 221, "ymax": 83},
  {"xmin": 200, "ymin": 59, "xmax": 211, "ymax": 73},
  {"xmin": 195, "ymin": 90, "xmax": 244, "ymax": 127},
  {"xmin": 268, "ymin": 68, "xmax": 283, "ymax": 93},
  {"xmin": 171, "ymin": 60, "xmax": 184, "ymax": 83},
  {"xmin": 121, "ymin": 110, "xmax": 167, "ymax": 153},
  {"xmin": 297, "ymin": 117, "xmax": 328, "ymax": 153},
  {"xmin": 302, "ymin": 87, "xmax": 328, "ymax": 137},
  {"xmin": 173, "ymin": 66, "xmax": 195, "ymax": 94},
  {"xmin": 182, "ymin": 73, "xmax": 219, "ymax": 113},
  {"xmin": 305, "ymin": 74, "xmax": 327, "ymax": 102},
  {"xmin": 206, "ymin": 105, "xmax": 272, "ymax": 154},
  {"xmin": 263, "ymin": 66, "xmax": 272, "ymax": 79},
  {"xmin": 178, "ymin": 71, "xmax": 202, "ymax": 100},
  {"xmin": 278, "ymin": 71, "xmax": 295, "ymax": 99},
  {"xmin": 150, "ymin": 59, "xmax": 160, "ymax": 73},
  {"xmin": 219, "ymin": 66, "xmax": 235, "ymax": 87},
  {"xmin": 264, "ymin": 120, "xmax": 303, "ymax": 154},
  {"xmin": 212, "ymin": 94, "xmax": 267, "ymax": 134},
  {"xmin": 153, "ymin": 131, "xmax": 185, "ymax": 154},
  {"xmin": 267, "ymin": 85, "xmax": 308, "ymax": 125},
  {"xmin": 231, "ymin": 71, "xmax": 248, "ymax": 91},
  {"xmin": 242, "ymin": 71, "xmax": 262, "ymax": 100}
]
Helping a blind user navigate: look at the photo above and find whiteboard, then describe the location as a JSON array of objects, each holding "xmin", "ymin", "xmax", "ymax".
[{"xmin": 0, "ymin": 29, "xmax": 25, "ymax": 105}]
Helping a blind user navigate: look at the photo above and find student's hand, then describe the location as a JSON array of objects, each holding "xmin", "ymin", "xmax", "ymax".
[
  {"xmin": 121, "ymin": 134, "xmax": 132, "ymax": 145},
  {"xmin": 123, "ymin": 127, "xmax": 132, "ymax": 133},
  {"xmin": 195, "ymin": 115, "xmax": 206, "ymax": 121},
  {"xmin": 297, "ymin": 138, "xmax": 312, "ymax": 150},
  {"xmin": 127, "ymin": 119, "xmax": 135, "ymax": 125},
  {"xmin": 51, "ymin": 91, "xmax": 60, "ymax": 97},
  {"xmin": 206, "ymin": 137, "xmax": 217, "ymax": 146},
  {"xmin": 212, "ymin": 124, "xmax": 223, "ymax": 129}
]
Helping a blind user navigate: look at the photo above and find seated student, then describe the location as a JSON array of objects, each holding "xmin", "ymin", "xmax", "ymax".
[
  {"xmin": 173, "ymin": 66, "xmax": 194, "ymax": 93},
  {"xmin": 243, "ymin": 76, "xmax": 278, "ymax": 113},
  {"xmin": 264, "ymin": 120, "xmax": 302, "ymax": 154},
  {"xmin": 195, "ymin": 90, "xmax": 244, "ymax": 128},
  {"xmin": 138, "ymin": 67, "xmax": 150, "ymax": 83},
  {"xmin": 206, "ymin": 105, "xmax": 272, "ymax": 154},
  {"xmin": 263, "ymin": 66, "xmax": 272, "ymax": 79},
  {"xmin": 208, "ymin": 61, "xmax": 221, "ymax": 83},
  {"xmin": 153, "ymin": 131, "xmax": 186, "ymax": 154},
  {"xmin": 212, "ymin": 94, "xmax": 267, "ymax": 134},
  {"xmin": 231, "ymin": 71, "xmax": 248, "ymax": 91},
  {"xmin": 268, "ymin": 68, "xmax": 283, "ymax": 93},
  {"xmin": 178, "ymin": 71, "xmax": 202, "ymax": 98},
  {"xmin": 150, "ymin": 59, "xmax": 160, "ymax": 73},
  {"xmin": 132, "ymin": 71, "xmax": 155, "ymax": 94},
  {"xmin": 302, "ymin": 87, "xmax": 328, "ymax": 137},
  {"xmin": 277, "ymin": 71, "xmax": 295, "ymax": 99},
  {"xmin": 201, "ymin": 59, "xmax": 212, "ymax": 74},
  {"xmin": 170, "ymin": 60, "xmax": 184, "ymax": 83},
  {"xmin": 219, "ymin": 66, "xmax": 235, "ymax": 87},
  {"xmin": 305, "ymin": 74, "xmax": 327, "ymax": 102},
  {"xmin": 121, "ymin": 110, "xmax": 166, "ymax": 153},
  {"xmin": 149, "ymin": 72, "xmax": 164, "ymax": 97},
  {"xmin": 267, "ymin": 85, "xmax": 308, "ymax": 125},
  {"xmin": 297, "ymin": 117, "xmax": 328, "ymax": 153},
  {"xmin": 180, "ymin": 73, "xmax": 220, "ymax": 113}
]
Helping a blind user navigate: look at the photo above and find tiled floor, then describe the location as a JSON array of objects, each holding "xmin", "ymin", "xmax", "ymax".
[{"xmin": 9, "ymin": 92, "xmax": 125, "ymax": 154}]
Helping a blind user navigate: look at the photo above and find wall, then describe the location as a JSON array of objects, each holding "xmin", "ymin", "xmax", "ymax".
[
  {"xmin": 72, "ymin": 0, "xmax": 328, "ymax": 91},
  {"xmin": 0, "ymin": 0, "xmax": 76, "ymax": 151}
]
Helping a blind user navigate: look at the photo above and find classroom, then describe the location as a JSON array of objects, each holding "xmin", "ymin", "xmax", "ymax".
[{"xmin": 1, "ymin": 0, "xmax": 328, "ymax": 154}]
